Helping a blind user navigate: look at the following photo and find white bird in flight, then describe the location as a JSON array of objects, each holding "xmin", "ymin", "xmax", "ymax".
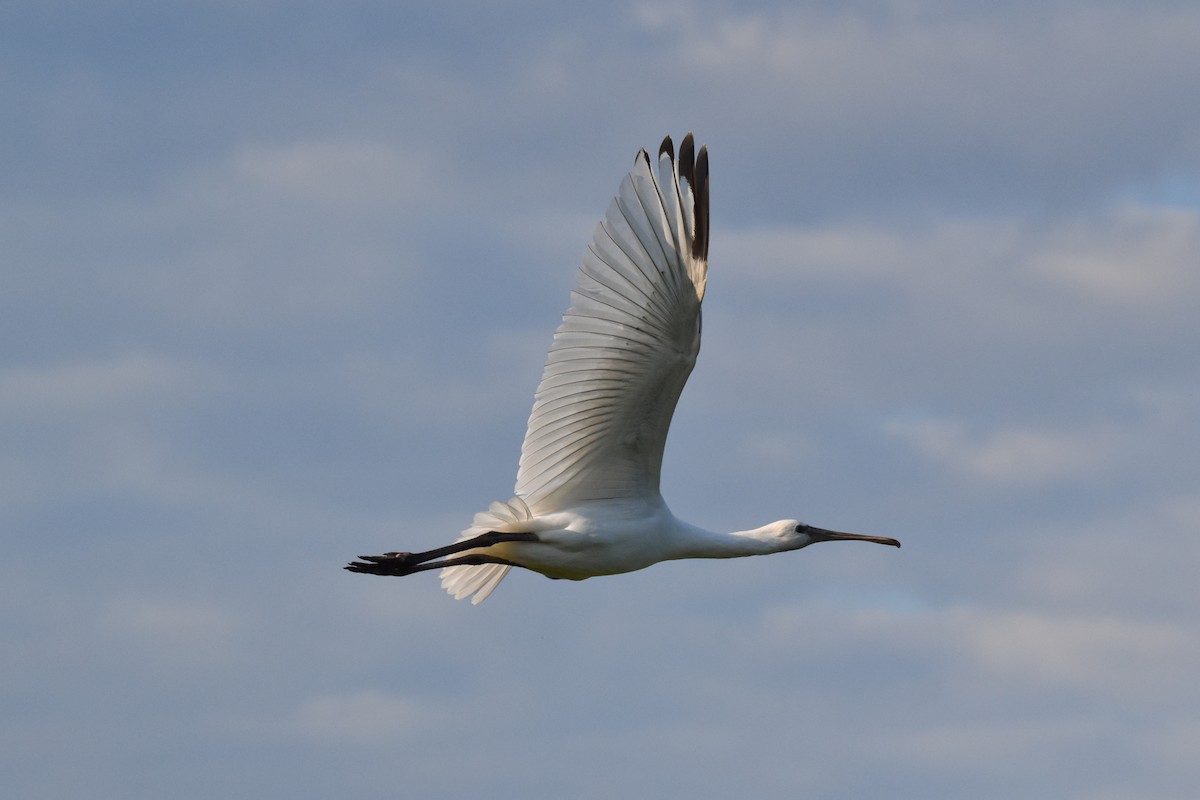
[{"xmin": 347, "ymin": 134, "xmax": 900, "ymax": 603}]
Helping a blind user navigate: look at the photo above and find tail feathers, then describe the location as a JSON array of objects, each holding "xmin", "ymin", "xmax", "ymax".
[
  {"xmin": 442, "ymin": 562, "xmax": 510, "ymax": 605},
  {"xmin": 439, "ymin": 498, "xmax": 533, "ymax": 604}
]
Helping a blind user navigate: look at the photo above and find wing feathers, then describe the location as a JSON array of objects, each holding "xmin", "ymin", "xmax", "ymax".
[
  {"xmin": 444, "ymin": 135, "xmax": 710, "ymax": 603},
  {"xmin": 514, "ymin": 134, "xmax": 710, "ymax": 511},
  {"xmin": 624, "ymin": 174, "xmax": 681, "ymax": 296},
  {"xmin": 598, "ymin": 208, "xmax": 675, "ymax": 310}
]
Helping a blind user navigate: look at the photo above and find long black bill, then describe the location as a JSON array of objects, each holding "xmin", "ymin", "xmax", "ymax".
[{"xmin": 807, "ymin": 526, "xmax": 901, "ymax": 548}]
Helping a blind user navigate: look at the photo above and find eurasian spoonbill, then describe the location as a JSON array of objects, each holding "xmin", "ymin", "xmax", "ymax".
[{"xmin": 346, "ymin": 134, "xmax": 900, "ymax": 603}]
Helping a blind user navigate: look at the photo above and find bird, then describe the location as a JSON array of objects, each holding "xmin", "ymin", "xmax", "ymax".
[{"xmin": 346, "ymin": 133, "xmax": 900, "ymax": 603}]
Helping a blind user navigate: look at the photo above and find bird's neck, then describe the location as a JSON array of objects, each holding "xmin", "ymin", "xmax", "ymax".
[{"xmin": 667, "ymin": 519, "xmax": 789, "ymax": 560}]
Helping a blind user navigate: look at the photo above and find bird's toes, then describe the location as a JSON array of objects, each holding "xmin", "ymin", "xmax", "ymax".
[
  {"xmin": 357, "ymin": 552, "xmax": 412, "ymax": 563},
  {"xmin": 345, "ymin": 551, "xmax": 422, "ymax": 575}
]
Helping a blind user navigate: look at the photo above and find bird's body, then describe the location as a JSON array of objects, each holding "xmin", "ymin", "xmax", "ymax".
[
  {"xmin": 443, "ymin": 498, "xmax": 806, "ymax": 583},
  {"xmin": 347, "ymin": 134, "xmax": 899, "ymax": 602}
]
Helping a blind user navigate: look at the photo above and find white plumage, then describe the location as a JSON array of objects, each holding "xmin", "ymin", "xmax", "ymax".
[{"xmin": 347, "ymin": 134, "xmax": 899, "ymax": 603}]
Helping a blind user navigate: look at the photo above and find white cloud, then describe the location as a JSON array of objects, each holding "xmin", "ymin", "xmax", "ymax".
[
  {"xmin": 0, "ymin": 136, "xmax": 457, "ymax": 339},
  {"xmin": 231, "ymin": 138, "xmax": 443, "ymax": 212},
  {"xmin": 1026, "ymin": 206, "xmax": 1200, "ymax": 306},
  {"xmin": 885, "ymin": 417, "xmax": 1122, "ymax": 485},
  {"xmin": 0, "ymin": 353, "xmax": 216, "ymax": 417},
  {"xmin": 718, "ymin": 220, "xmax": 1011, "ymax": 283},
  {"xmin": 99, "ymin": 596, "xmax": 244, "ymax": 671},
  {"xmin": 289, "ymin": 690, "xmax": 429, "ymax": 743},
  {"xmin": 723, "ymin": 203, "xmax": 1200, "ymax": 311},
  {"xmin": 770, "ymin": 600, "xmax": 1200, "ymax": 699},
  {"xmin": 341, "ymin": 329, "xmax": 544, "ymax": 431},
  {"xmin": 0, "ymin": 353, "xmax": 221, "ymax": 509},
  {"xmin": 1015, "ymin": 493, "xmax": 1200, "ymax": 616},
  {"xmin": 885, "ymin": 718, "xmax": 1105, "ymax": 775},
  {"xmin": 143, "ymin": 139, "xmax": 440, "ymax": 326},
  {"xmin": 956, "ymin": 607, "xmax": 1200, "ymax": 694},
  {"xmin": 650, "ymin": 1, "xmax": 1200, "ymax": 152}
]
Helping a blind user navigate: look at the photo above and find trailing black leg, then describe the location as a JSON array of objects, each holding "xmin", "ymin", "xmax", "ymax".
[
  {"xmin": 344, "ymin": 530, "xmax": 537, "ymax": 576},
  {"xmin": 345, "ymin": 551, "xmax": 522, "ymax": 577}
]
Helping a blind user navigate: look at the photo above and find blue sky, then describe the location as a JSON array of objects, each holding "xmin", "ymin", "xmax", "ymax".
[{"xmin": 4, "ymin": 1, "xmax": 1199, "ymax": 797}]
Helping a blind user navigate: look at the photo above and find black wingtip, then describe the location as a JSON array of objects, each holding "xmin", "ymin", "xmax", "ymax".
[
  {"xmin": 679, "ymin": 133, "xmax": 696, "ymax": 190},
  {"xmin": 649, "ymin": 133, "xmax": 707, "ymax": 262},
  {"xmin": 658, "ymin": 135, "xmax": 675, "ymax": 163},
  {"xmin": 693, "ymin": 143, "xmax": 709, "ymax": 262},
  {"xmin": 673, "ymin": 133, "xmax": 708, "ymax": 261}
]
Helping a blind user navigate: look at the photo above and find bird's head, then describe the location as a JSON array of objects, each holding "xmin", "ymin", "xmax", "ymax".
[{"xmin": 774, "ymin": 520, "xmax": 901, "ymax": 551}]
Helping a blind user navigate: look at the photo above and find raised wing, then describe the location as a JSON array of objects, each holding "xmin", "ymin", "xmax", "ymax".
[{"xmin": 514, "ymin": 134, "xmax": 710, "ymax": 512}]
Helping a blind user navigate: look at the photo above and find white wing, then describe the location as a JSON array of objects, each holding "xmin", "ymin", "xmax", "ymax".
[
  {"xmin": 440, "ymin": 135, "xmax": 710, "ymax": 603},
  {"xmin": 515, "ymin": 134, "xmax": 710, "ymax": 512}
]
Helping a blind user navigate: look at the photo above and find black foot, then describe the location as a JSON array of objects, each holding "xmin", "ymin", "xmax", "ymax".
[{"xmin": 344, "ymin": 552, "xmax": 421, "ymax": 576}]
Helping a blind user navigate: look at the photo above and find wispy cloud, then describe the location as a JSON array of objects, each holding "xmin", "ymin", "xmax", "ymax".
[
  {"xmin": 0, "ymin": 353, "xmax": 213, "ymax": 417},
  {"xmin": 289, "ymin": 690, "xmax": 430, "ymax": 743},
  {"xmin": 99, "ymin": 596, "xmax": 245, "ymax": 672},
  {"xmin": 885, "ymin": 417, "xmax": 1122, "ymax": 485},
  {"xmin": 1026, "ymin": 206, "xmax": 1200, "ymax": 306}
]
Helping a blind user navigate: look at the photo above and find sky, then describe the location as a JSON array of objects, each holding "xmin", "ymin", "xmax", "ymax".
[{"xmin": 4, "ymin": 1, "xmax": 1200, "ymax": 797}]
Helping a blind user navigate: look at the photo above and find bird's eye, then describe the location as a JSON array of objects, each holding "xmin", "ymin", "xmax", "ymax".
[{"xmin": 794, "ymin": 524, "xmax": 807, "ymax": 534}]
